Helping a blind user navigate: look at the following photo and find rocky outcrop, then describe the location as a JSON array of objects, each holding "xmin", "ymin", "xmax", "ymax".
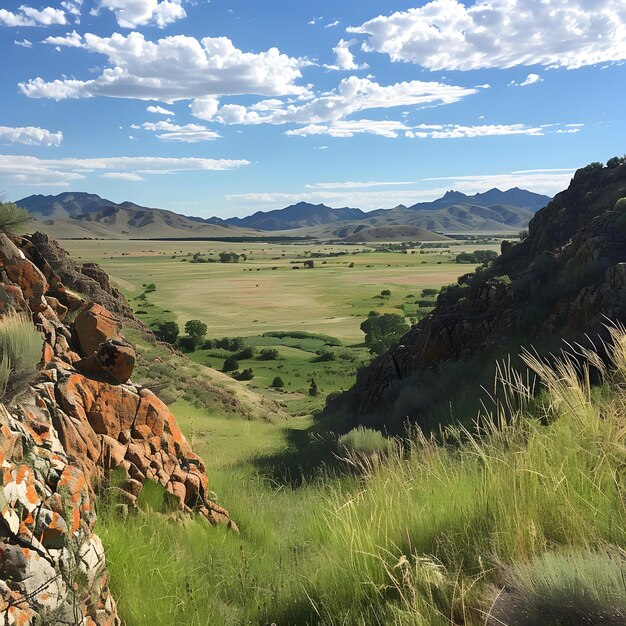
[
  {"xmin": 329, "ymin": 158, "xmax": 626, "ymax": 424},
  {"xmin": 0, "ymin": 231, "xmax": 235, "ymax": 624}
]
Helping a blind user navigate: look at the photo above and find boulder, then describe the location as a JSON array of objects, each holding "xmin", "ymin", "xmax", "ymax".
[
  {"xmin": 74, "ymin": 303, "xmax": 122, "ymax": 356},
  {"xmin": 78, "ymin": 339, "xmax": 136, "ymax": 384}
]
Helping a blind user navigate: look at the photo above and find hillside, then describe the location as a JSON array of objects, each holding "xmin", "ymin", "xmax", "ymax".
[
  {"xmin": 225, "ymin": 201, "xmax": 367, "ymax": 230},
  {"xmin": 341, "ymin": 224, "xmax": 450, "ymax": 242},
  {"xmin": 226, "ymin": 188, "xmax": 550, "ymax": 235},
  {"xmin": 326, "ymin": 158, "xmax": 626, "ymax": 429},
  {"xmin": 16, "ymin": 192, "xmax": 259, "ymax": 239}
]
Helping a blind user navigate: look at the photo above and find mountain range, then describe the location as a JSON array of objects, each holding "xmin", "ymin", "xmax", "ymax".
[{"xmin": 15, "ymin": 187, "xmax": 551, "ymax": 240}]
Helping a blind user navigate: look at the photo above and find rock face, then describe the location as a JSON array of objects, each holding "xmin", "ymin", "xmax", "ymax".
[
  {"xmin": 328, "ymin": 159, "xmax": 626, "ymax": 426},
  {"xmin": 0, "ymin": 231, "xmax": 235, "ymax": 624}
]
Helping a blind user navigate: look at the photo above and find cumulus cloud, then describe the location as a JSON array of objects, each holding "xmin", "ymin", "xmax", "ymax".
[
  {"xmin": 0, "ymin": 154, "xmax": 250, "ymax": 186},
  {"xmin": 146, "ymin": 105, "xmax": 175, "ymax": 115},
  {"xmin": 44, "ymin": 30, "xmax": 82, "ymax": 47},
  {"xmin": 348, "ymin": 0, "xmax": 626, "ymax": 70},
  {"xmin": 199, "ymin": 77, "xmax": 477, "ymax": 129},
  {"xmin": 0, "ymin": 5, "xmax": 66, "ymax": 27},
  {"xmin": 509, "ymin": 73, "xmax": 544, "ymax": 87},
  {"xmin": 14, "ymin": 39, "xmax": 32, "ymax": 47},
  {"xmin": 23, "ymin": 32, "xmax": 309, "ymax": 104},
  {"xmin": 140, "ymin": 120, "xmax": 221, "ymax": 142},
  {"xmin": 0, "ymin": 125, "xmax": 63, "ymax": 146},
  {"xmin": 97, "ymin": 0, "xmax": 186, "ymax": 28},
  {"xmin": 329, "ymin": 39, "xmax": 369, "ymax": 71}
]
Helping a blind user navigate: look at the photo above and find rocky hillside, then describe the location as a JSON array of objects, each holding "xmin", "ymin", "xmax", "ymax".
[
  {"xmin": 0, "ymin": 232, "xmax": 241, "ymax": 623},
  {"xmin": 327, "ymin": 158, "xmax": 626, "ymax": 428}
]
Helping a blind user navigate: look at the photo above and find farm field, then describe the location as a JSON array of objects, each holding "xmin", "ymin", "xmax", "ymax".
[{"xmin": 64, "ymin": 239, "xmax": 501, "ymax": 412}]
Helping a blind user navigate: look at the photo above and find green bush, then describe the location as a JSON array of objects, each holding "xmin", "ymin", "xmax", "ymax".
[
  {"xmin": 271, "ymin": 376, "xmax": 284, "ymax": 388},
  {"xmin": 0, "ymin": 203, "xmax": 31, "ymax": 235},
  {"xmin": 234, "ymin": 368, "xmax": 254, "ymax": 381},
  {"xmin": 0, "ymin": 311, "xmax": 41, "ymax": 403},
  {"xmin": 223, "ymin": 356, "xmax": 239, "ymax": 372},
  {"xmin": 257, "ymin": 348, "xmax": 279, "ymax": 361},
  {"xmin": 488, "ymin": 548, "xmax": 626, "ymax": 626},
  {"xmin": 151, "ymin": 321, "xmax": 179, "ymax": 344},
  {"xmin": 338, "ymin": 426, "xmax": 391, "ymax": 456},
  {"xmin": 176, "ymin": 335, "xmax": 198, "ymax": 352}
]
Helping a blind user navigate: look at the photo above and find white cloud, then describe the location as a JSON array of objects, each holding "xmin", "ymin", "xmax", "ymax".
[
  {"xmin": 348, "ymin": 0, "xmax": 626, "ymax": 70},
  {"xmin": 146, "ymin": 105, "xmax": 175, "ymax": 115},
  {"xmin": 202, "ymin": 77, "xmax": 477, "ymax": 128},
  {"xmin": 509, "ymin": 73, "xmax": 543, "ymax": 87},
  {"xmin": 14, "ymin": 39, "xmax": 32, "ymax": 47},
  {"xmin": 324, "ymin": 20, "xmax": 339, "ymax": 28},
  {"xmin": 97, "ymin": 0, "xmax": 186, "ymax": 28},
  {"xmin": 0, "ymin": 154, "xmax": 250, "ymax": 186},
  {"xmin": 0, "ymin": 125, "xmax": 63, "ymax": 146},
  {"xmin": 405, "ymin": 123, "xmax": 548, "ymax": 139},
  {"xmin": 286, "ymin": 120, "xmax": 412, "ymax": 138},
  {"xmin": 44, "ymin": 30, "xmax": 82, "ymax": 47},
  {"xmin": 307, "ymin": 181, "xmax": 421, "ymax": 189},
  {"xmin": 0, "ymin": 5, "xmax": 66, "ymax": 27},
  {"xmin": 140, "ymin": 120, "xmax": 221, "ymax": 142},
  {"xmin": 329, "ymin": 39, "xmax": 369, "ymax": 71},
  {"xmin": 23, "ymin": 32, "xmax": 309, "ymax": 104},
  {"xmin": 101, "ymin": 171, "xmax": 144, "ymax": 181}
]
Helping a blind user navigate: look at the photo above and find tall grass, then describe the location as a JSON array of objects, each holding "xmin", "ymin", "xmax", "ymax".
[
  {"xmin": 98, "ymin": 326, "xmax": 626, "ymax": 625},
  {"xmin": 0, "ymin": 311, "xmax": 41, "ymax": 402}
]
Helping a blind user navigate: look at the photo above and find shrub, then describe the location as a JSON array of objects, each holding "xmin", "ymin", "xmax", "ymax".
[
  {"xmin": 271, "ymin": 376, "xmax": 284, "ymax": 388},
  {"xmin": 258, "ymin": 348, "xmax": 279, "ymax": 361},
  {"xmin": 176, "ymin": 335, "xmax": 198, "ymax": 352},
  {"xmin": 311, "ymin": 350, "xmax": 336, "ymax": 363},
  {"xmin": 487, "ymin": 548, "xmax": 626, "ymax": 626},
  {"xmin": 236, "ymin": 346, "xmax": 255, "ymax": 360},
  {"xmin": 338, "ymin": 427, "xmax": 391, "ymax": 456},
  {"xmin": 0, "ymin": 311, "xmax": 41, "ymax": 403},
  {"xmin": 223, "ymin": 356, "xmax": 239, "ymax": 372},
  {"xmin": 380, "ymin": 289, "xmax": 391, "ymax": 297},
  {"xmin": 215, "ymin": 337, "xmax": 245, "ymax": 352},
  {"xmin": 421, "ymin": 288, "xmax": 438, "ymax": 297},
  {"xmin": 0, "ymin": 203, "xmax": 31, "ymax": 235},
  {"xmin": 309, "ymin": 379, "xmax": 319, "ymax": 396},
  {"xmin": 234, "ymin": 368, "xmax": 254, "ymax": 381}
]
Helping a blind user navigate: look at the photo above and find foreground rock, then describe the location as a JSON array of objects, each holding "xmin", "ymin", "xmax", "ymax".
[{"xmin": 0, "ymin": 231, "xmax": 235, "ymax": 624}]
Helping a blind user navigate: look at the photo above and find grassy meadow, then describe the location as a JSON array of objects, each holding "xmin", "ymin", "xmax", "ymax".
[
  {"xmin": 65, "ymin": 239, "xmax": 499, "ymax": 413},
  {"xmin": 66, "ymin": 237, "xmax": 624, "ymax": 625}
]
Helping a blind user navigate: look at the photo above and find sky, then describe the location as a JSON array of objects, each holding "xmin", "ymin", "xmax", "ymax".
[{"xmin": 1, "ymin": 0, "xmax": 625, "ymax": 218}]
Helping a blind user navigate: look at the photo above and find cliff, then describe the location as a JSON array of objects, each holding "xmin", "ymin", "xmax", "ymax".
[
  {"xmin": 0, "ymin": 232, "xmax": 238, "ymax": 624},
  {"xmin": 327, "ymin": 158, "xmax": 626, "ymax": 428}
]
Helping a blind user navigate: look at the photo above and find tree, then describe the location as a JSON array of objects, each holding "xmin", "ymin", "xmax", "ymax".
[
  {"xmin": 303, "ymin": 259, "xmax": 314, "ymax": 269},
  {"xmin": 309, "ymin": 378, "xmax": 319, "ymax": 397},
  {"xmin": 185, "ymin": 320, "xmax": 207, "ymax": 341},
  {"xmin": 219, "ymin": 251, "xmax": 241, "ymax": 263},
  {"xmin": 271, "ymin": 376, "xmax": 284, "ymax": 389},
  {"xmin": 0, "ymin": 203, "xmax": 31, "ymax": 235},
  {"xmin": 223, "ymin": 356, "xmax": 239, "ymax": 372},
  {"xmin": 360, "ymin": 313, "xmax": 410, "ymax": 355},
  {"xmin": 151, "ymin": 321, "xmax": 179, "ymax": 344},
  {"xmin": 177, "ymin": 335, "xmax": 198, "ymax": 352}
]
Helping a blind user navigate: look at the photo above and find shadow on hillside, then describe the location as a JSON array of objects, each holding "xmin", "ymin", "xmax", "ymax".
[{"xmin": 246, "ymin": 421, "xmax": 344, "ymax": 486}]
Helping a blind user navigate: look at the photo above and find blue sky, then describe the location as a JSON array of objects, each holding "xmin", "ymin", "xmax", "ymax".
[{"xmin": 1, "ymin": 0, "xmax": 625, "ymax": 217}]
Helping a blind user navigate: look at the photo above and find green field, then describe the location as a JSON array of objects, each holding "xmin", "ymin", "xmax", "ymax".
[
  {"xmin": 65, "ymin": 240, "xmax": 499, "ymax": 343},
  {"xmin": 65, "ymin": 239, "xmax": 499, "ymax": 413}
]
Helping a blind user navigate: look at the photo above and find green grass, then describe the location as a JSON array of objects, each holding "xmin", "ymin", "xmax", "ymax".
[
  {"xmin": 98, "ymin": 330, "xmax": 626, "ymax": 625},
  {"xmin": 0, "ymin": 310, "xmax": 42, "ymax": 403},
  {"xmin": 64, "ymin": 240, "xmax": 496, "ymax": 343}
]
